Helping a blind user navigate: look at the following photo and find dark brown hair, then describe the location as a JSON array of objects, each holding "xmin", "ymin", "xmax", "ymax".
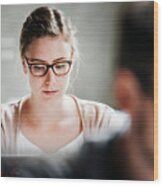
[{"xmin": 20, "ymin": 6, "xmax": 78, "ymax": 59}]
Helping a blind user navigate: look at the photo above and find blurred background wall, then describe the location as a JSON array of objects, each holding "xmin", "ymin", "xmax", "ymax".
[{"xmin": 1, "ymin": 2, "xmax": 123, "ymax": 107}]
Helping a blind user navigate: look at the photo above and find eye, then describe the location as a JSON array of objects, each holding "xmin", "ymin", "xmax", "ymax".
[
  {"xmin": 31, "ymin": 65, "xmax": 47, "ymax": 75},
  {"xmin": 55, "ymin": 63, "xmax": 67, "ymax": 69},
  {"xmin": 33, "ymin": 65, "xmax": 45, "ymax": 70}
]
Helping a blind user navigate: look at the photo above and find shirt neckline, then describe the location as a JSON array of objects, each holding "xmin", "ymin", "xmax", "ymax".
[{"xmin": 16, "ymin": 94, "xmax": 84, "ymax": 156}]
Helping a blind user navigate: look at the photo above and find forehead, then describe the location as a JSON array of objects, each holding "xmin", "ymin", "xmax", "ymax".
[{"xmin": 26, "ymin": 36, "xmax": 71, "ymax": 60}]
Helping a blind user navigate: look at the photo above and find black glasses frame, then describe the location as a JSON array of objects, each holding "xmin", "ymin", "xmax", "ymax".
[{"xmin": 24, "ymin": 56, "xmax": 72, "ymax": 77}]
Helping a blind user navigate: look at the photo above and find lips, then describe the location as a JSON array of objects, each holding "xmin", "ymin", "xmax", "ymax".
[{"xmin": 42, "ymin": 90, "xmax": 59, "ymax": 96}]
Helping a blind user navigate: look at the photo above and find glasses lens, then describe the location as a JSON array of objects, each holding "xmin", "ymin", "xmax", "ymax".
[
  {"xmin": 31, "ymin": 65, "xmax": 47, "ymax": 76},
  {"xmin": 54, "ymin": 62, "xmax": 70, "ymax": 75}
]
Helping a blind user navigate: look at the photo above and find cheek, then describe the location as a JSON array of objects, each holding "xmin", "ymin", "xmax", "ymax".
[
  {"xmin": 28, "ymin": 75, "xmax": 44, "ymax": 91},
  {"xmin": 60, "ymin": 75, "xmax": 70, "ymax": 91}
]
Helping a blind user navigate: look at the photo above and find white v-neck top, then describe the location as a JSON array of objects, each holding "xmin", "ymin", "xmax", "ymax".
[{"xmin": 1, "ymin": 95, "xmax": 131, "ymax": 158}]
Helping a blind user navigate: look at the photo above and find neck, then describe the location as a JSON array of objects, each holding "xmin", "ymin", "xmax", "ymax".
[
  {"xmin": 23, "ymin": 94, "xmax": 71, "ymax": 128},
  {"xmin": 30, "ymin": 94, "xmax": 65, "ymax": 113}
]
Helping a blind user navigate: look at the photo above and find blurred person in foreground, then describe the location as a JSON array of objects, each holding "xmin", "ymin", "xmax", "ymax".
[
  {"xmin": 113, "ymin": 2, "xmax": 154, "ymax": 180},
  {"xmin": 72, "ymin": 2, "xmax": 155, "ymax": 180}
]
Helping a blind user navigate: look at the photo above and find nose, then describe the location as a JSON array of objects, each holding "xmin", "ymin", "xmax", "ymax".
[{"xmin": 45, "ymin": 67, "xmax": 57, "ymax": 86}]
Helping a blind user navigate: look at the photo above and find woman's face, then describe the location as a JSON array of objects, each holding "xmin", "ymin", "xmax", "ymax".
[{"xmin": 24, "ymin": 36, "xmax": 73, "ymax": 100}]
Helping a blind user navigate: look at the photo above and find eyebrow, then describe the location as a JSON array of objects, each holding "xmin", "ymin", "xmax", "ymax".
[{"xmin": 28, "ymin": 57, "xmax": 67, "ymax": 64}]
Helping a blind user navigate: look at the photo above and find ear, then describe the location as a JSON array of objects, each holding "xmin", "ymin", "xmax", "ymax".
[
  {"xmin": 22, "ymin": 59, "xmax": 28, "ymax": 74},
  {"xmin": 70, "ymin": 50, "xmax": 75, "ymax": 72},
  {"xmin": 114, "ymin": 69, "xmax": 142, "ymax": 117}
]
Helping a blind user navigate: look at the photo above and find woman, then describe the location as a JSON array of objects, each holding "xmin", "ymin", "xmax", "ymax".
[{"xmin": 1, "ymin": 6, "xmax": 130, "ymax": 158}]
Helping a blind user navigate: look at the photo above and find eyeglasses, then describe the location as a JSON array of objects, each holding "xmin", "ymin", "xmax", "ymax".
[{"xmin": 24, "ymin": 57, "xmax": 72, "ymax": 77}]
